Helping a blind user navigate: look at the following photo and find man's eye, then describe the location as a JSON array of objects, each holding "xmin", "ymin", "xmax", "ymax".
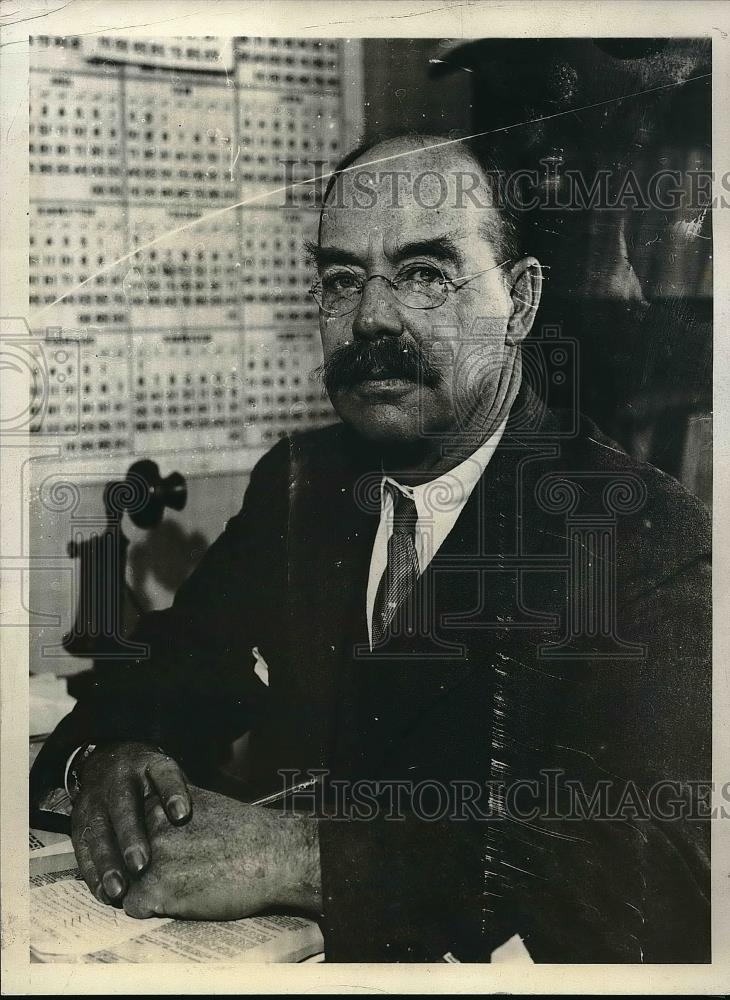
[
  {"xmin": 322, "ymin": 271, "xmax": 360, "ymax": 293},
  {"xmin": 397, "ymin": 264, "xmax": 444, "ymax": 286}
]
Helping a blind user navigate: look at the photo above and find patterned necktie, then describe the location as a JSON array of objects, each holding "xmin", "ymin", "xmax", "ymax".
[{"xmin": 372, "ymin": 485, "xmax": 419, "ymax": 646}]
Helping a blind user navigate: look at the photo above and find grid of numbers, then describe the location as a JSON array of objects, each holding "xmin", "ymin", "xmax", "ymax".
[{"xmin": 29, "ymin": 34, "xmax": 362, "ymax": 471}]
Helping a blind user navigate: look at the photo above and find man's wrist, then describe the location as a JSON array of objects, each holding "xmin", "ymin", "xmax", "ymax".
[
  {"xmin": 65, "ymin": 741, "xmax": 169, "ymax": 801},
  {"xmin": 277, "ymin": 815, "xmax": 322, "ymax": 915},
  {"xmin": 64, "ymin": 743, "xmax": 97, "ymax": 801}
]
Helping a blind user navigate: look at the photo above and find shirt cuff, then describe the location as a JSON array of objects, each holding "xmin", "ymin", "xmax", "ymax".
[{"xmin": 63, "ymin": 743, "xmax": 96, "ymax": 799}]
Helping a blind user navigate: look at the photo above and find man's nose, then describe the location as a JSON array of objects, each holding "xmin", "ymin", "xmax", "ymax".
[{"xmin": 351, "ymin": 276, "xmax": 404, "ymax": 341}]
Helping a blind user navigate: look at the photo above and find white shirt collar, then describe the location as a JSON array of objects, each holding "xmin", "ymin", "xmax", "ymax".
[
  {"xmin": 381, "ymin": 417, "xmax": 508, "ymax": 522},
  {"xmin": 366, "ymin": 418, "xmax": 508, "ymax": 648}
]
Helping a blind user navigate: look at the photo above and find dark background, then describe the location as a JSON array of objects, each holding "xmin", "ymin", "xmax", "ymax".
[{"xmin": 362, "ymin": 37, "xmax": 712, "ymax": 506}]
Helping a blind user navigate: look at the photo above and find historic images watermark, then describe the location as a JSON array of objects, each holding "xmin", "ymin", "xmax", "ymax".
[
  {"xmin": 274, "ymin": 768, "xmax": 724, "ymax": 824},
  {"xmin": 0, "ymin": 316, "xmax": 151, "ymax": 660},
  {"xmin": 278, "ymin": 160, "xmax": 719, "ymax": 213}
]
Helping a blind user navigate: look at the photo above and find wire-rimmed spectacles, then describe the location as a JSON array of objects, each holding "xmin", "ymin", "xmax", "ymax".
[{"xmin": 309, "ymin": 260, "xmax": 512, "ymax": 317}]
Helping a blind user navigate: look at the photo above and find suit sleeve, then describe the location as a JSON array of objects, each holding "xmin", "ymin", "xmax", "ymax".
[{"xmin": 30, "ymin": 437, "xmax": 291, "ymax": 809}]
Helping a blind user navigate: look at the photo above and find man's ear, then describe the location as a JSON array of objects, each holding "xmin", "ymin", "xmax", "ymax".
[{"xmin": 505, "ymin": 257, "xmax": 542, "ymax": 346}]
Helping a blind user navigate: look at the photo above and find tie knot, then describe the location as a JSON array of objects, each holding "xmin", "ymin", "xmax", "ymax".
[{"xmin": 388, "ymin": 485, "xmax": 418, "ymax": 537}]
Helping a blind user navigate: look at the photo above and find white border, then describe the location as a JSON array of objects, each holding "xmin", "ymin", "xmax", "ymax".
[{"xmin": 2, "ymin": 1, "xmax": 728, "ymax": 994}]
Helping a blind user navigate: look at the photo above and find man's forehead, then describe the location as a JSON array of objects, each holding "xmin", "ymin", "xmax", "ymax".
[
  {"xmin": 329, "ymin": 145, "xmax": 488, "ymax": 200},
  {"xmin": 321, "ymin": 140, "xmax": 496, "ymax": 235},
  {"xmin": 320, "ymin": 200, "xmax": 474, "ymax": 243},
  {"xmin": 346, "ymin": 138, "xmax": 482, "ymax": 179}
]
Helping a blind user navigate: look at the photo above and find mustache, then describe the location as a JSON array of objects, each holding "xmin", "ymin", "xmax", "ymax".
[{"xmin": 316, "ymin": 337, "xmax": 444, "ymax": 395}]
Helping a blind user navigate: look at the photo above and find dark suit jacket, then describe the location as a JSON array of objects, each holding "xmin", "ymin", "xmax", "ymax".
[{"xmin": 31, "ymin": 384, "xmax": 711, "ymax": 962}]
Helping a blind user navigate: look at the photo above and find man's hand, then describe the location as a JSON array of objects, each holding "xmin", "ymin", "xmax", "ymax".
[
  {"xmin": 71, "ymin": 742, "xmax": 191, "ymax": 906},
  {"xmin": 122, "ymin": 785, "xmax": 322, "ymax": 921}
]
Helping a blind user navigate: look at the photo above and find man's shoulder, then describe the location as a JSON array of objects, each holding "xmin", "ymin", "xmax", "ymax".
[
  {"xmin": 248, "ymin": 421, "xmax": 357, "ymax": 498},
  {"xmin": 288, "ymin": 420, "xmax": 352, "ymax": 454},
  {"xmin": 251, "ymin": 422, "xmax": 346, "ymax": 470},
  {"xmin": 550, "ymin": 408, "xmax": 710, "ymax": 583},
  {"xmin": 570, "ymin": 411, "xmax": 708, "ymax": 520}
]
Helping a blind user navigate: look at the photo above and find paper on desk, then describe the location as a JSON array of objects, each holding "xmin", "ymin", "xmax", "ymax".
[
  {"xmin": 29, "ymin": 828, "xmax": 76, "ymax": 877},
  {"xmin": 30, "ymin": 828, "xmax": 70, "ymax": 851},
  {"xmin": 30, "ymin": 874, "xmax": 324, "ymax": 963},
  {"xmin": 81, "ymin": 913, "xmax": 324, "ymax": 963},
  {"xmin": 31, "ymin": 867, "xmax": 81, "ymax": 888},
  {"xmin": 490, "ymin": 932, "xmax": 534, "ymax": 964},
  {"xmin": 30, "ymin": 877, "xmax": 171, "ymax": 956}
]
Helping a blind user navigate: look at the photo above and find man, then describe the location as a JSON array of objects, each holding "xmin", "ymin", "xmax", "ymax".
[{"xmin": 31, "ymin": 134, "xmax": 711, "ymax": 962}]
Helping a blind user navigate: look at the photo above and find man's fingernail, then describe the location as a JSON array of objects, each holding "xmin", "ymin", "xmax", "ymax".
[
  {"xmin": 94, "ymin": 884, "xmax": 111, "ymax": 905},
  {"xmin": 168, "ymin": 795, "xmax": 187, "ymax": 821},
  {"xmin": 124, "ymin": 846, "xmax": 147, "ymax": 873},
  {"xmin": 102, "ymin": 870, "xmax": 124, "ymax": 898}
]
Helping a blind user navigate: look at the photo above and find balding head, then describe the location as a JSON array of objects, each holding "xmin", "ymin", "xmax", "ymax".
[{"xmin": 319, "ymin": 132, "xmax": 520, "ymax": 266}]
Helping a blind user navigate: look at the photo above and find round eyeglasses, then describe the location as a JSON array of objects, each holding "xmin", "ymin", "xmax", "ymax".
[{"xmin": 309, "ymin": 261, "xmax": 510, "ymax": 317}]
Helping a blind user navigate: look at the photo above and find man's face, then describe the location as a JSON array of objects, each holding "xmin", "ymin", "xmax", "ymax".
[{"xmin": 314, "ymin": 142, "xmax": 522, "ymax": 447}]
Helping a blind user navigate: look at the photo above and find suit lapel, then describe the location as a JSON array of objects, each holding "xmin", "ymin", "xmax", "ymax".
[{"xmin": 283, "ymin": 431, "xmax": 378, "ymax": 768}]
